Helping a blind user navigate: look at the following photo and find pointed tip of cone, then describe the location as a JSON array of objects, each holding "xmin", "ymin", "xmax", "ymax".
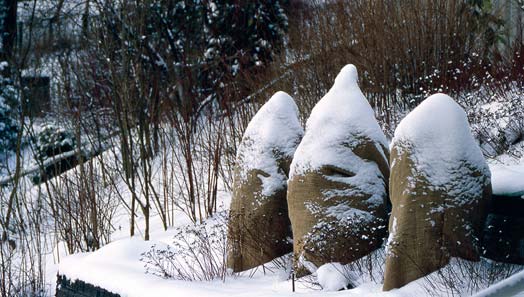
[{"xmin": 333, "ymin": 64, "xmax": 358, "ymax": 89}]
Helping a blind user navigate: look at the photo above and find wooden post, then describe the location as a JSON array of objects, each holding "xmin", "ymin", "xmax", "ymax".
[{"xmin": 292, "ymin": 271, "xmax": 295, "ymax": 292}]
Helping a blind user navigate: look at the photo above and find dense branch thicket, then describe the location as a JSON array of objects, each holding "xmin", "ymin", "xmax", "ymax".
[{"xmin": 262, "ymin": 0, "xmax": 522, "ymax": 132}]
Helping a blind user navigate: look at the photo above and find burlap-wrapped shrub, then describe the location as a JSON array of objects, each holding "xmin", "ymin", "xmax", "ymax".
[
  {"xmin": 287, "ymin": 64, "xmax": 390, "ymax": 274},
  {"xmin": 227, "ymin": 91, "xmax": 303, "ymax": 272},
  {"xmin": 383, "ymin": 94, "xmax": 492, "ymax": 291}
]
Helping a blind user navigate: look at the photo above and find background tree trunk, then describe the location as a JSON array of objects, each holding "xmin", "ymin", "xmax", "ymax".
[{"xmin": 0, "ymin": 0, "xmax": 17, "ymax": 63}]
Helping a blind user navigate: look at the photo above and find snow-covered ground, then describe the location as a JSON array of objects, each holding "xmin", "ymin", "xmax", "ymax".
[
  {"xmin": 55, "ymin": 223, "xmax": 430, "ymax": 297},
  {"xmin": 58, "ymin": 249, "xmax": 375, "ymax": 297},
  {"xmin": 56, "ymin": 221, "xmax": 524, "ymax": 297}
]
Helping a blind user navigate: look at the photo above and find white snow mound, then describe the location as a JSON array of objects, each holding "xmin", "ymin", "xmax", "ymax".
[
  {"xmin": 392, "ymin": 93, "xmax": 491, "ymax": 188},
  {"xmin": 237, "ymin": 91, "xmax": 303, "ymax": 197},
  {"xmin": 489, "ymin": 163, "xmax": 524, "ymax": 197},
  {"xmin": 317, "ymin": 263, "xmax": 350, "ymax": 291}
]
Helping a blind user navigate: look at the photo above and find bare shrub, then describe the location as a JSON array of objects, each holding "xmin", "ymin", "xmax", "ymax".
[
  {"xmin": 164, "ymin": 113, "xmax": 225, "ymax": 223},
  {"xmin": 1, "ymin": 178, "xmax": 50, "ymax": 297},
  {"xmin": 257, "ymin": 0, "xmax": 511, "ymax": 137},
  {"xmin": 421, "ymin": 258, "xmax": 523, "ymax": 297},
  {"xmin": 141, "ymin": 211, "xmax": 230, "ymax": 281},
  {"xmin": 396, "ymin": 42, "xmax": 524, "ymax": 156},
  {"xmin": 141, "ymin": 209, "xmax": 295, "ymax": 282},
  {"xmin": 458, "ymin": 80, "xmax": 524, "ymax": 159},
  {"xmin": 38, "ymin": 157, "xmax": 120, "ymax": 254}
]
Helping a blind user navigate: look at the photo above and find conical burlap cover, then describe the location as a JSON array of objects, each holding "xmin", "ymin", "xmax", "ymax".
[
  {"xmin": 227, "ymin": 91, "xmax": 303, "ymax": 272},
  {"xmin": 383, "ymin": 94, "xmax": 492, "ymax": 290},
  {"xmin": 287, "ymin": 65, "xmax": 390, "ymax": 274}
]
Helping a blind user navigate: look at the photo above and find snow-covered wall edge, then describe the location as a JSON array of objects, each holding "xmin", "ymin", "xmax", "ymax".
[
  {"xmin": 56, "ymin": 274, "xmax": 121, "ymax": 297},
  {"xmin": 471, "ymin": 269, "xmax": 524, "ymax": 297}
]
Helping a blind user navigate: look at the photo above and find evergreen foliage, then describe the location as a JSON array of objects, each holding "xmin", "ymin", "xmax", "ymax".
[
  {"xmin": 0, "ymin": 61, "xmax": 19, "ymax": 157},
  {"xmin": 145, "ymin": 0, "xmax": 288, "ymax": 106},
  {"xmin": 36, "ymin": 123, "xmax": 76, "ymax": 161}
]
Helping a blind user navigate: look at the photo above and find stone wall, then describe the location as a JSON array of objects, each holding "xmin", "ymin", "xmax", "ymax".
[{"xmin": 56, "ymin": 275, "xmax": 120, "ymax": 297}]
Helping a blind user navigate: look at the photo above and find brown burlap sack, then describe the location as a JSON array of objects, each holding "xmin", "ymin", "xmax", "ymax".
[
  {"xmin": 227, "ymin": 91, "xmax": 303, "ymax": 272},
  {"xmin": 287, "ymin": 64, "xmax": 390, "ymax": 274},
  {"xmin": 288, "ymin": 139, "xmax": 389, "ymax": 273},
  {"xmin": 383, "ymin": 94, "xmax": 492, "ymax": 291}
]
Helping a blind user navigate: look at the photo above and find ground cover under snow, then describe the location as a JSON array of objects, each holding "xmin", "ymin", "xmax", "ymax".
[{"xmin": 57, "ymin": 219, "xmax": 524, "ymax": 297}]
